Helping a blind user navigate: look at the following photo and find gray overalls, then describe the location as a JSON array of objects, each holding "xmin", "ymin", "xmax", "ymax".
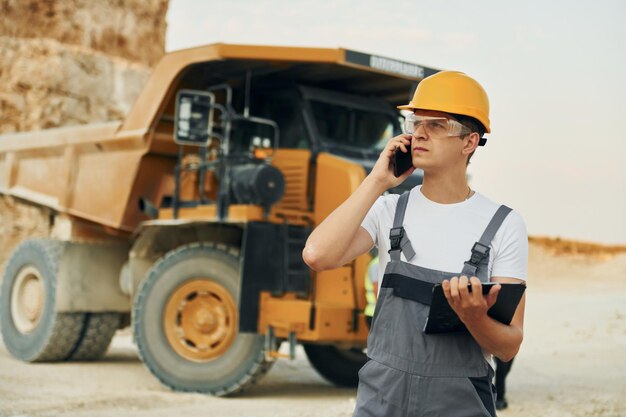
[{"xmin": 353, "ymin": 191, "xmax": 512, "ymax": 417}]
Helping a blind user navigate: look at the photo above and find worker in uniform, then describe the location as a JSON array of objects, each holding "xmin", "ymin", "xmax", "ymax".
[
  {"xmin": 303, "ymin": 70, "xmax": 527, "ymax": 416},
  {"xmin": 364, "ymin": 255, "xmax": 379, "ymax": 329},
  {"xmin": 495, "ymin": 356, "xmax": 515, "ymax": 409}
]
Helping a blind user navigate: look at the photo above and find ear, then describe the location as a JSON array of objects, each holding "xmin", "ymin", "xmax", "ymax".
[{"xmin": 462, "ymin": 132, "xmax": 480, "ymax": 156}]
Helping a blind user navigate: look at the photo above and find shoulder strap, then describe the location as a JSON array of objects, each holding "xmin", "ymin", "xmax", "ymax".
[
  {"xmin": 461, "ymin": 205, "xmax": 513, "ymax": 277},
  {"xmin": 388, "ymin": 191, "xmax": 416, "ymax": 261}
]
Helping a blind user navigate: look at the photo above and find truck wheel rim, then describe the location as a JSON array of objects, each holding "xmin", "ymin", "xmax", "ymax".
[
  {"xmin": 11, "ymin": 266, "xmax": 45, "ymax": 334},
  {"xmin": 163, "ymin": 279, "xmax": 238, "ymax": 362}
]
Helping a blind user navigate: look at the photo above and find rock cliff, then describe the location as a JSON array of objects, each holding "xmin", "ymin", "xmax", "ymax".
[{"xmin": 0, "ymin": 0, "xmax": 169, "ymax": 133}]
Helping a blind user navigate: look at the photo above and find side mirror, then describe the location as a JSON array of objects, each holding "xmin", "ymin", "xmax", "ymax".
[{"xmin": 174, "ymin": 89, "xmax": 216, "ymax": 146}]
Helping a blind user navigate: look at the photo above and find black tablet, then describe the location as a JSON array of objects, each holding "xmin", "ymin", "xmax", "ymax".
[{"xmin": 423, "ymin": 282, "xmax": 526, "ymax": 334}]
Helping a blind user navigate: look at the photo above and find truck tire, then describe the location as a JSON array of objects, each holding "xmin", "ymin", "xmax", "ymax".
[
  {"xmin": 133, "ymin": 243, "xmax": 273, "ymax": 396},
  {"xmin": 303, "ymin": 344, "xmax": 368, "ymax": 387},
  {"xmin": 0, "ymin": 239, "xmax": 85, "ymax": 362},
  {"xmin": 67, "ymin": 312, "xmax": 120, "ymax": 361}
]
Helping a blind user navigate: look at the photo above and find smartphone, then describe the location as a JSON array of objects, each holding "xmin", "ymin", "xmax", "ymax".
[{"xmin": 393, "ymin": 138, "xmax": 413, "ymax": 177}]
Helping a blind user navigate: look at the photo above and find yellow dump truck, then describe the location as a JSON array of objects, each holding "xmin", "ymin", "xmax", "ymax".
[{"xmin": 0, "ymin": 43, "xmax": 432, "ymax": 395}]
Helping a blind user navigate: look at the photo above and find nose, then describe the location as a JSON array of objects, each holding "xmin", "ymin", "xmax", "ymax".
[{"xmin": 412, "ymin": 123, "xmax": 428, "ymax": 141}]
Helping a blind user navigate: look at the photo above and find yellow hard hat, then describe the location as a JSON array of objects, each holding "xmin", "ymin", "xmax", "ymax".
[{"xmin": 398, "ymin": 71, "xmax": 491, "ymax": 133}]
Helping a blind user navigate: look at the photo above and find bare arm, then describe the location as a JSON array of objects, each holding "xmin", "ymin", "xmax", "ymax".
[
  {"xmin": 303, "ymin": 134, "xmax": 415, "ymax": 271},
  {"xmin": 443, "ymin": 276, "xmax": 525, "ymax": 362}
]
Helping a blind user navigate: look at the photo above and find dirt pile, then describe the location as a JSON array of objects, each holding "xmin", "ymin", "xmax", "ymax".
[
  {"xmin": 0, "ymin": 0, "xmax": 168, "ymax": 66},
  {"xmin": 529, "ymin": 236, "xmax": 626, "ymax": 260},
  {"xmin": 0, "ymin": 0, "xmax": 169, "ymax": 134},
  {"xmin": 0, "ymin": 37, "xmax": 151, "ymax": 133}
]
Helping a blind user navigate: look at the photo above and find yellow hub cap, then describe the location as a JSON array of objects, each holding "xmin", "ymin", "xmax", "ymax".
[
  {"xmin": 163, "ymin": 279, "xmax": 238, "ymax": 362},
  {"xmin": 11, "ymin": 266, "xmax": 45, "ymax": 334}
]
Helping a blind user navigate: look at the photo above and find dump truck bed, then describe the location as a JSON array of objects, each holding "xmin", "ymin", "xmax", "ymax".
[{"xmin": 0, "ymin": 121, "xmax": 151, "ymax": 231}]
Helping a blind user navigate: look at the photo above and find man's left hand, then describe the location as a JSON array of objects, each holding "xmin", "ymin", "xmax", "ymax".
[{"xmin": 442, "ymin": 276, "xmax": 501, "ymax": 326}]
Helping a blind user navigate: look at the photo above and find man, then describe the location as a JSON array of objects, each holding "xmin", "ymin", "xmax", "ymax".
[{"xmin": 303, "ymin": 71, "xmax": 527, "ymax": 416}]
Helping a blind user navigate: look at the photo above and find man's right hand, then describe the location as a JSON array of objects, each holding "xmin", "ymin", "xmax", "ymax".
[
  {"xmin": 303, "ymin": 134, "xmax": 414, "ymax": 271},
  {"xmin": 369, "ymin": 133, "xmax": 415, "ymax": 190}
]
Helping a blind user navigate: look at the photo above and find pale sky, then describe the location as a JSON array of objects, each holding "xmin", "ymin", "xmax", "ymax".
[{"xmin": 166, "ymin": 0, "xmax": 626, "ymax": 244}]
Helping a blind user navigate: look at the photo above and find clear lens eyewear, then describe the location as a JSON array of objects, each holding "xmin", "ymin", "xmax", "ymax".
[{"xmin": 403, "ymin": 114, "xmax": 471, "ymax": 137}]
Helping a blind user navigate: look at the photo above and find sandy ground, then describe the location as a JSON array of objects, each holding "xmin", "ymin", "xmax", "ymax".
[{"xmin": 1, "ymin": 243, "xmax": 625, "ymax": 417}]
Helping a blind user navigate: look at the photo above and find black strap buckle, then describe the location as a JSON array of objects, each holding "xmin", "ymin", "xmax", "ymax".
[
  {"xmin": 389, "ymin": 227, "xmax": 404, "ymax": 251},
  {"xmin": 469, "ymin": 242, "xmax": 490, "ymax": 265}
]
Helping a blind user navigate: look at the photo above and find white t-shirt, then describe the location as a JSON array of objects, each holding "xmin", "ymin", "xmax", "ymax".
[
  {"xmin": 361, "ymin": 185, "xmax": 528, "ymax": 368},
  {"xmin": 361, "ymin": 185, "xmax": 528, "ymax": 288}
]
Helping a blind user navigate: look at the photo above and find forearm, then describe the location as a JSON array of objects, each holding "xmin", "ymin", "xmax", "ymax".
[
  {"xmin": 303, "ymin": 175, "xmax": 385, "ymax": 270},
  {"xmin": 443, "ymin": 277, "xmax": 525, "ymax": 362},
  {"xmin": 464, "ymin": 315, "xmax": 523, "ymax": 362}
]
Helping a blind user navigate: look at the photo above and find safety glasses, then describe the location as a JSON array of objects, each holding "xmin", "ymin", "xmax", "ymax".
[{"xmin": 403, "ymin": 114, "xmax": 472, "ymax": 137}]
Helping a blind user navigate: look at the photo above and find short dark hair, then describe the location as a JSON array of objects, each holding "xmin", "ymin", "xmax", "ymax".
[{"xmin": 450, "ymin": 113, "xmax": 486, "ymax": 166}]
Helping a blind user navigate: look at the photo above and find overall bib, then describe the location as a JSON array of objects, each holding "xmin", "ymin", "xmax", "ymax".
[{"xmin": 353, "ymin": 191, "xmax": 512, "ymax": 417}]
